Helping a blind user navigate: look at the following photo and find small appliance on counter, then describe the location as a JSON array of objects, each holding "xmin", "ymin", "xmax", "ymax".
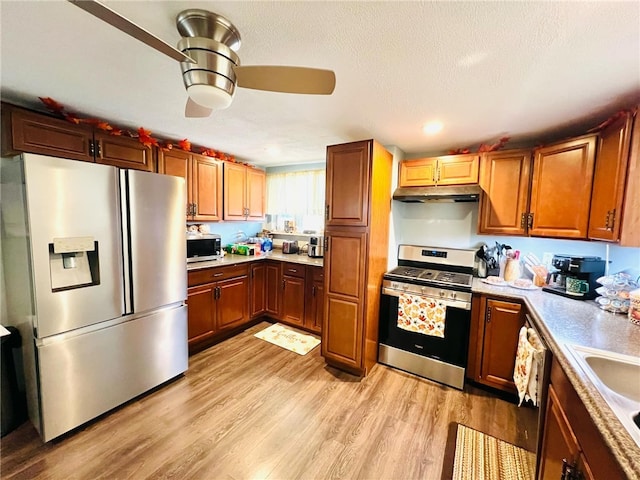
[
  {"xmin": 308, "ymin": 236, "xmax": 324, "ymax": 258},
  {"xmin": 282, "ymin": 240, "xmax": 299, "ymax": 254},
  {"xmin": 187, "ymin": 233, "xmax": 222, "ymax": 263},
  {"xmin": 542, "ymin": 255, "xmax": 606, "ymax": 300}
]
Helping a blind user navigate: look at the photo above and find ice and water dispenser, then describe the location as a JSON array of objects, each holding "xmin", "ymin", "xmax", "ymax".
[{"xmin": 49, "ymin": 236, "xmax": 100, "ymax": 291}]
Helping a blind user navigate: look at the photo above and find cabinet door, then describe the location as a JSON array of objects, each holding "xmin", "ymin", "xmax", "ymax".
[
  {"xmin": 529, "ymin": 135, "xmax": 597, "ymax": 238},
  {"xmin": 282, "ymin": 275, "xmax": 306, "ymax": 327},
  {"xmin": 588, "ymin": 113, "xmax": 633, "ymax": 242},
  {"xmin": 223, "ymin": 162, "xmax": 247, "ymax": 220},
  {"xmin": 399, "ymin": 158, "xmax": 437, "ymax": 187},
  {"xmin": 538, "ymin": 385, "xmax": 581, "ymax": 480},
  {"xmin": 478, "ymin": 150, "xmax": 531, "ymax": 235},
  {"xmin": 95, "ymin": 132, "xmax": 153, "ymax": 171},
  {"xmin": 250, "ymin": 263, "xmax": 266, "ymax": 318},
  {"xmin": 186, "ymin": 283, "xmax": 216, "ymax": 347},
  {"xmin": 479, "ymin": 299, "xmax": 524, "ymax": 392},
  {"xmin": 326, "ymin": 140, "xmax": 371, "ymax": 227},
  {"xmin": 192, "ymin": 154, "xmax": 223, "ymax": 222},
  {"xmin": 7, "ymin": 107, "xmax": 94, "ymax": 162},
  {"xmin": 157, "ymin": 149, "xmax": 191, "ymax": 217},
  {"xmin": 265, "ymin": 262, "xmax": 281, "ymax": 318},
  {"xmin": 437, "ymin": 154, "xmax": 480, "ymax": 185},
  {"xmin": 246, "ymin": 167, "xmax": 266, "ymax": 221},
  {"xmin": 322, "ymin": 230, "xmax": 366, "ymax": 369},
  {"xmin": 216, "ymin": 275, "xmax": 249, "ymax": 330},
  {"xmin": 309, "ymin": 280, "xmax": 324, "ymax": 333}
]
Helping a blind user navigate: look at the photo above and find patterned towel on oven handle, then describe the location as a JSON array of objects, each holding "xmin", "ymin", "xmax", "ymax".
[
  {"xmin": 514, "ymin": 326, "xmax": 545, "ymax": 406},
  {"xmin": 397, "ymin": 292, "xmax": 446, "ymax": 338}
]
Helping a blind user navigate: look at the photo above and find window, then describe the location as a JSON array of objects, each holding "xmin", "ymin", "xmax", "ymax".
[{"xmin": 265, "ymin": 169, "xmax": 325, "ymax": 233}]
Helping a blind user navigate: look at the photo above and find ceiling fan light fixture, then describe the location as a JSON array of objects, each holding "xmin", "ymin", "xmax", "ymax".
[{"xmin": 187, "ymin": 84, "xmax": 233, "ymax": 110}]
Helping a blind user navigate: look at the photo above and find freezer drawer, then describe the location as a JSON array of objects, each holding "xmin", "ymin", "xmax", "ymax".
[{"xmin": 36, "ymin": 305, "xmax": 187, "ymax": 441}]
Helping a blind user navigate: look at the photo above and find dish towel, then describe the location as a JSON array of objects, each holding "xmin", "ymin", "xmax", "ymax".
[
  {"xmin": 513, "ymin": 327, "xmax": 545, "ymax": 406},
  {"xmin": 397, "ymin": 293, "xmax": 446, "ymax": 338}
]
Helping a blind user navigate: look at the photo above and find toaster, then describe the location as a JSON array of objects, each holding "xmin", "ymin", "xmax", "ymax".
[{"xmin": 282, "ymin": 240, "xmax": 299, "ymax": 254}]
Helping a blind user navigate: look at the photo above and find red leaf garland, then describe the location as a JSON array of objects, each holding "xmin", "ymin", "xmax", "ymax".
[{"xmin": 38, "ymin": 96, "xmax": 234, "ymax": 161}]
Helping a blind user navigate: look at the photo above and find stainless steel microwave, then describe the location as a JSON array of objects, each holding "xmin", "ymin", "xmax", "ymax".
[{"xmin": 187, "ymin": 234, "xmax": 222, "ymax": 263}]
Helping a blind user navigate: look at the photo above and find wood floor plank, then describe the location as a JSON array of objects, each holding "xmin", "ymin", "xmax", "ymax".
[{"xmin": 0, "ymin": 321, "xmax": 537, "ymax": 480}]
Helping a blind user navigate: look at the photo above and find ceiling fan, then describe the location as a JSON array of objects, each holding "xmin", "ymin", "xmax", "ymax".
[{"xmin": 68, "ymin": 0, "xmax": 336, "ymax": 118}]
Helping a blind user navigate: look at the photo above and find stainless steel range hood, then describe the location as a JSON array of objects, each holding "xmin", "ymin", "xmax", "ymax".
[{"xmin": 392, "ymin": 185, "xmax": 482, "ymax": 203}]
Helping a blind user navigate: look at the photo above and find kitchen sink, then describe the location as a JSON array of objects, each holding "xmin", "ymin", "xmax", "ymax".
[{"xmin": 565, "ymin": 344, "xmax": 640, "ymax": 447}]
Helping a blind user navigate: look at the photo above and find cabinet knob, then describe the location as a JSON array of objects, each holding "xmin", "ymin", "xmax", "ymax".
[{"xmin": 487, "ymin": 307, "xmax": 492, "ymax": 323}]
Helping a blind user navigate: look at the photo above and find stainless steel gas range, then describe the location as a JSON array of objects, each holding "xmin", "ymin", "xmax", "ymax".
[{"xmin": 378, "ymin": 244, "xmax": 476, "ymax": 389}]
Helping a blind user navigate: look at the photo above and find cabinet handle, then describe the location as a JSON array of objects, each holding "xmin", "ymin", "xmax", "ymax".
[
  {"xmin": 282, "ymin": 279, "xmax": 286, "ymax": 290},
  {"xmin": 89, "ymin": 140, "xmax": 95, "ymax": 157},
  {"xmin": 561, "ymin": 458, "xmax": 579, "ymax": 480},
  {"xmin": 193, "ymin": 203, "xmax": 197, "ymax": 216},
  {"xmin": 213, "ymin": 272, "xmax": 223, "ymax": 277},
  {"xmin": 606, "ymin": 208, "xmax": 616, "ymax": 231},
  {"xmin": 486, "ymin": 307, "xmax": 492, "ymax": 323},
  {"xmin": 312, "ymin": 285, "xmax": 316, "ymax": 296},
  {"xmin": 289, "ymin": 269, "xmax": 297, "ymax": 273},
  {"xmin": 520, "ymin": 213, "xmax": 527, "ymax": 229},
  {"xmin": 95, "ymin": 141, "xmax": 102, "ymax": 158},
  {"xmin": 325, "ymin": 236, "xmax": 329, "ymax": 252},
  {"xmin": 527, "ymin": 213, "xmax": 534, "ymax": 230}
]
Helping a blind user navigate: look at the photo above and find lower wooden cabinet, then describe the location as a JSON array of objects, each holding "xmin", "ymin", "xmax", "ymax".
[
  {"xmin": 250, "ymin": 262, "xmax": 266, "ymax": 318},
  {"xmin": 305, "ymin": 266, "xmax": 324, "ymax": 334},
  {"xmin": 264, "ymin": 261, "xmax": 323, "ymax": 334},
  {"xmin": 281, "ymin": 263, "xmax": 306, "ymax": 327},
  {"xmin": 538, "ymin": 359, "xmax": 623, "ymax": 479},
  {"xmin": 265, "ymin": 261, "xmax": 282, "ymax": 318},
  {"xmin": 187, "ymin": 264, "xmax": 249, "ymax": 352},
  {"xmin": 467, "ymin": 295, "xmax": 525, "ymax": 394}
]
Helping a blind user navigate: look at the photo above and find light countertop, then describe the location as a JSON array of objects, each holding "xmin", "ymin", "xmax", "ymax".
[
  {"xmin": 473, "ymin": 279, "xmax": 640, "ymax": 478},
  {"xmin": 187, "ymin": 250, "xmax": 323, "ymax": 271}
]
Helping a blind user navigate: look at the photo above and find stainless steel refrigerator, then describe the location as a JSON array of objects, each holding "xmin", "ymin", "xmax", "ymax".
[{"xmin": 1, "ymin": 153, "xmax": 188, "ymax": 441}]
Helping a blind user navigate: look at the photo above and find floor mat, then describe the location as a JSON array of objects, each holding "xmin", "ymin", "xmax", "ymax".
[
  {"xmin": 254, "ymin": 323, "xmax": 320, "ymax": 355},
  {"xmin": 453, "ymin": 424, "xmax": 535, "ymax": 480}
]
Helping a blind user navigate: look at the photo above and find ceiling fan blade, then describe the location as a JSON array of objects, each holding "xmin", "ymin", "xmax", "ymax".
[
  {"xmin": 68, "ymin": 0, "xmax": 195, "ymax": 63},
  {"xmin": 234, "ymin": 66, "xmax": 336, "ymax": 95},
  {"xmin": 185, "ymin": 97, "xmax": 213, "ymax": 118}
]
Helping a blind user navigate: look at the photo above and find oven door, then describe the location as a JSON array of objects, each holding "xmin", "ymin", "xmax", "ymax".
[{"xmin": 379, "ymin": 286, "xmax": 471, "ymax": 367}]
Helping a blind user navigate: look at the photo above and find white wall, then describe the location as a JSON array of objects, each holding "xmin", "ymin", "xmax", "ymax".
[{"xmin": 393, "ymin": 200, "xmax": 640, "ymax": 278}]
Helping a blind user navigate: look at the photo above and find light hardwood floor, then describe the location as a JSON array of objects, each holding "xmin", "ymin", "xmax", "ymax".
[{"xmin": 1, "ymin": 321, "xmax": 537, "ymax": 479}]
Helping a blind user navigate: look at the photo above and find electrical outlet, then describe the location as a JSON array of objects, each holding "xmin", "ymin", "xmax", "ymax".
[{"xmin": 542, "ymin": 252, "xmax": 553, "ymax": 266}]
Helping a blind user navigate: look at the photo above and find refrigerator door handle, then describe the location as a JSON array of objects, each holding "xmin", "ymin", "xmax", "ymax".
[{"xmin": 120, "ymin": 170, "xmax": 133, "ymax": 315}]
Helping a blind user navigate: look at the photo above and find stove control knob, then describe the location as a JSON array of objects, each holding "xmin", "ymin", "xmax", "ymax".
[
  {"xmin": 403, "ymin": 284, "xmax": 409, "ymax": 291},
  {"xmin": 421, "ymin": 287, "xmax": 426, "ymax": 294},
  {"xmin": 451, "ymin": 291, "xmax": 457, "ymax": 300},
  {"xmin": 440, "ymin": 290, "xmax": 445, "ymax": 298}
]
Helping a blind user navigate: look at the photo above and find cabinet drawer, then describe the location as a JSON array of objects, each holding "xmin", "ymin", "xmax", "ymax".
[
  {"xmin": 309, "ymin": 265, "xmax": 324, "ymax": 282},
  {"xmin": 282, "ymin": 263, "xmax": 306, "ymax": 278},
  {"xmin": 188, "ymin": 264, "xmax": 249, "ymax": 286}
]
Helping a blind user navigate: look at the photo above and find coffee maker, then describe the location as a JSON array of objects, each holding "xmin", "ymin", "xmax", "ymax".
[{"xmin": 543, "ymin": 255, "xmax": 606, "ymax": 300}]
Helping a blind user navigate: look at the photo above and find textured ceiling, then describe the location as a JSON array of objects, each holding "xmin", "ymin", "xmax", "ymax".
[{"xmin": 1, "ymin": 1, "xmax": 639, "ymax": 167}]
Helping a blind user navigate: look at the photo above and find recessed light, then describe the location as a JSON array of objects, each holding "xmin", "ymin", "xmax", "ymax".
[{"xmin": 423, "ymin": 121, "xmax": 443, "ymax": 135}]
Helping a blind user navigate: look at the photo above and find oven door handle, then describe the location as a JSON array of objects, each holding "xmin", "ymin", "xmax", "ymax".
[{"xmin": 382, "ymin": 287, "xmax": 471, "ymax": 311}]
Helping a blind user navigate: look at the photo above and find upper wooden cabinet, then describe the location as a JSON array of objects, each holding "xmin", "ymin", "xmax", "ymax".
[
  {"xmin": 478, "ymin": 150, "xmax": 532, "ymax": 236},
  {"xmin": 322, "ymin": 139, "xmax": 392, "ymax": 376},
  {"xmin": 325, "ymin": 141, "xmax": 372, "ymax": 227},
  {"xmin": 223, "ymin": 162, "xmax": 266, "ymax": 221},
  {"xmin": 588, "ymin": 110, "xmax": 639, "ymax": 246},
  {"xmin": 399, "ymin": 154, "xmax": 480, "ymax": 187},
  {"xmin": 528, "ymin": 135, "xmax": 597, "ymax": 238},
  {"xmin": 2, "ymin": 104, "xmax": 153, "ymax": 171},
  {"xmin": 158, "ymin": 148, "xmax": 223, "ymax": 222}
]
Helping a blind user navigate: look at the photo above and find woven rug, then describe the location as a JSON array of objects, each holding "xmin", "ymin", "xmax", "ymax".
[
  {"xmin": 254, "ymin": 323, "xmax": 320, "ymax": 355},
  {"xmin": 453, "ymin": 424, "xmax": 536, "ymax": 480}
]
